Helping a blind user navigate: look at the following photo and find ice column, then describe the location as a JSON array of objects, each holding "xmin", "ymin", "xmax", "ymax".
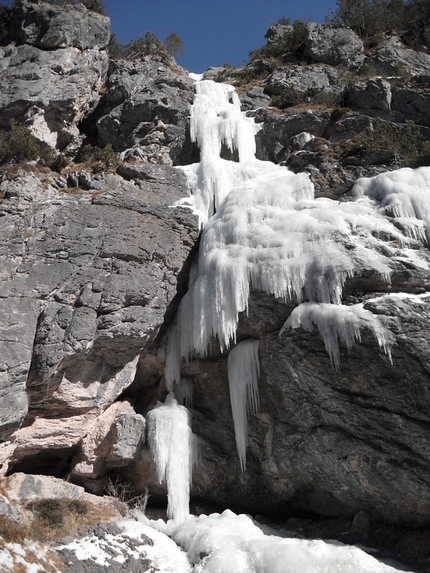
[
  {"xmin": 147, "ymin": 395, "xmax": 192, "ymax": 523},
  {"xmin": 227, "ymin": 339, "xmax": 260, "ymax": 470}
]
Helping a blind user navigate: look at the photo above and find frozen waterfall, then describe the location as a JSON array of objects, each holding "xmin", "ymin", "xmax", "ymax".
[{"xmin": 150, "ymin": 78, "xmax": 430, "ymax": 524}]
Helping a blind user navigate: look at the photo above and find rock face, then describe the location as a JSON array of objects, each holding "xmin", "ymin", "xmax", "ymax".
[
  {"xmin": 97, "ymin": 57, "xmax": 195, "ymax": 164},
  {"xmin": 184, "ymin": 292, "xmax": 430, "ymax": 528},
  {"xmin": 0, "ymin": 165, "xmax": 199, "ymax": 479},
  {"xmin": 0, "ymin": 43, "xmax": 109, "ymax": 148},
  {"xmin": 10, "ymin": 1, "xmax": 111, "ymax": 50},
  {"xmin": 0, "ymin": 4, "xmax": 430, "ymax": 568},
  {"xmin": 304, "ymin": 22, "xmax": 364, "ymax": 67}
]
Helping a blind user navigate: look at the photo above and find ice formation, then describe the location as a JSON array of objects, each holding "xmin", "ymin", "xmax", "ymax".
[
  {"xmin": 168, "ymin": 79, "xmax": 426, "ymax": 380},
  {"xmin": 353, "ymin": 166, "xmax": 430, "ymax": 243},
  {"xmin": 169, "ymin": 509, "xmax": 411, "ymax": 573},
  {"xmin": 147, "ymin": 396, "xmax": 192, "ymax": 523},
  {"xmin": 154, "ymin": 78, "xmax": 430, "ymax": 523},
  {"xmin": 227, "ymin": 339, "xmax": 260, "ymax": 470},
  {"xmin": 281, "ymin": 302, "xmax": 394, "ymax": 370}
]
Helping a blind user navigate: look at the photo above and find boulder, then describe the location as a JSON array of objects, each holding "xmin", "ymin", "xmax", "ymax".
[
  {"xmin": 71, "ymin": 401, "xmax": 146, "ymax": 490},
  {"xmin": 391, "ymin": 85, "xmax": 430, "ymax": 127},
  {"xmin": 4, "ymin": 472, "xmax": 85, "ymax": 502},
  {"xmin": 265, "ymin": 23, "xmax": 293, "ymax": 45},
  {"xmin": 10, "ymin": 0, "xmax": 111, "ymax": 50},
  {"xmin": 304, "ymin": 23, "xmax": 364, "ymax": 67},
  {"xmin": 347, "ymin": 78, "xmax": 430, "ymax": 127},
  {"xmin": 0, "ymin": 494, "xmax": 21, "ymax": 522},
  {"xmin": 253, "ymin": 107, "xmax": 331, "ymax": 162},
  {"xmin": 347, "ymin": 78, "xmax": 393, "ymax": 113},
  {"xmin": 239, "ymin": 86, "xmax": 271, "ymax": 111}
]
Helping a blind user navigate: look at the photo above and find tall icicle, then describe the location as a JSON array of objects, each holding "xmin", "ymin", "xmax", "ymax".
[
  {"xmin": 227, "ymin": 339, "xmax": 260, "ymax": 471},
  {"xmin": 147, "ymin": 395, "xmax": 192, "ymax": 523}
]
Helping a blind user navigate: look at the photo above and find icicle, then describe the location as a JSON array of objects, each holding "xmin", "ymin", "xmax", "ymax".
[
  {"xmin": 227, "ymin": 339, "xmax": 260, "ymax": 471},
  {"xmin": 280, "ymin": 302, "xmax": 394, "ymax": 370},
  {"xmin": 147, "ymin": 396, "xmax": 192, "ymax": 523}
]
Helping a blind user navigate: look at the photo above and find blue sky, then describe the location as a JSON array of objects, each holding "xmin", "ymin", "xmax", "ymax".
[
  {"xmin": 104, "ymin": 0, "xmax": 335, "ymax": 72},
  {"xmin": 3, "ymin": 0, "xmax": 336, "ymax": 72}
]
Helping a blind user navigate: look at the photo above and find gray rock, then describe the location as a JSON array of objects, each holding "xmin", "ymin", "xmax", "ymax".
[
  {"xmin": 265, "ymin": 23, "xmax": 293, "ymax": 45},
  {"xmin": 264, "ymin": 64, "xmax": 348, "ymax": 97},
  {"xmin": 56, "ymin": 519, "xmax": 161, "ymax": 573},
  {"xmin": 5, "ymin": 472, "xmax": 85, "ymax": 502},
  {"xmin": 239, "ymin": 86, "xmax": 271, "ymax": 111},
  {"xmin": 185, "ymin": 293, "xmax": 430, "ymax": 528},
  {"xmin": 107, "ymin": 411, "xmax": 146, "ymax": 466},
  {"xmin": 0, "ymin": 494, "xmax": 21, "ymax": 522},
  {"xmin": 347, "ymin": 78, "xmax": 393, "ymax": 113},
  {"xmin": 347, "ymin": 78, "xmax": 430, "ymax": 127},
  {"xmin": 10, "ymin": 1, "xmax": 111, "ymax": 50},
  {"xmin": 0, "ymin": 167, "xmax": 199, "ymax": 441},
  {"xmin": 98, "ymin": 57, "xmax": 195, "ymax": 165},
  {"xmin": 253, "ymin": 107, "xmax": 331, "ymax": 162},
  {"xmin": 367, "ymin": 36, "xmax": 430, "ymax": 76},
  {"xmin": 0, "ymin": 43, "xmax": 109, "ymax": 149},
  {"xmin": 391, "ymin": 85, "xmax": 430, "ymax": 127},
  {"xmin": 328, "ymin": 113, "xmax": 373, "ymax": 143},
  {"xmin": 304, "ymin": 23, "xmax": 364, "ymax": 67}
]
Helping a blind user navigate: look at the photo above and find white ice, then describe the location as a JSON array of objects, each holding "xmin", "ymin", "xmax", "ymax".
[
  {"xmin": 353, "ymin": 166, "xmax": 430, "ymax": 242},
  {"xmin": 281, "ymin": 302, "xmax": 394, "ymax": 370},
  {"xmin": 147, "ymin": 395, "xmax": 192, "ymax": 523},
  {"xmin": 227, "ymin": 339, "xmax": 260, "ymax": 470},
  {"xmin": 170, "ymin": 509, "xmax": 412, "ymax": 573},
  {"xmin": 171, "ymin": 80, "xmax": 428, "ymax": 369}
]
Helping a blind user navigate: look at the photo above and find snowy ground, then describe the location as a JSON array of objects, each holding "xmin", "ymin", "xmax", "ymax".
[{"xmin": 52, "ymin": 510, "xmax": 415, "ymax": 573}]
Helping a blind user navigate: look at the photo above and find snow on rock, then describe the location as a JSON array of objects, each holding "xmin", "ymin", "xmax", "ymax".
[
  {"xmin": 0, "ymin": 541, "xmax": 62, "ymax": 573},
  {"xmin": 227, "ymin": 339, "xmax": 260, "ymax": 470},
  {"xmin": 56, "ymin": 519, "xmax": 191, "ymax": 573},
  {"xmin": 171, "ymin": 509, "xmax": 412, "ymax": 573},
  {"xmin": 281, "ymin": 302, "xmax": 394, "ymax": 370},
  {"xmin": 353, "ymin": 166, "xmax": 430, "ymax": 243},
  {"xmin": 147, "ymin": 395, "xmax": 192, "ymax": 523}
]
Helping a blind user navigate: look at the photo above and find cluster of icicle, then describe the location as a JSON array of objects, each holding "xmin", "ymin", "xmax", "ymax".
[{"xmin": 149, "ymin": 78, "xmax": 430, "ymax": 523}]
